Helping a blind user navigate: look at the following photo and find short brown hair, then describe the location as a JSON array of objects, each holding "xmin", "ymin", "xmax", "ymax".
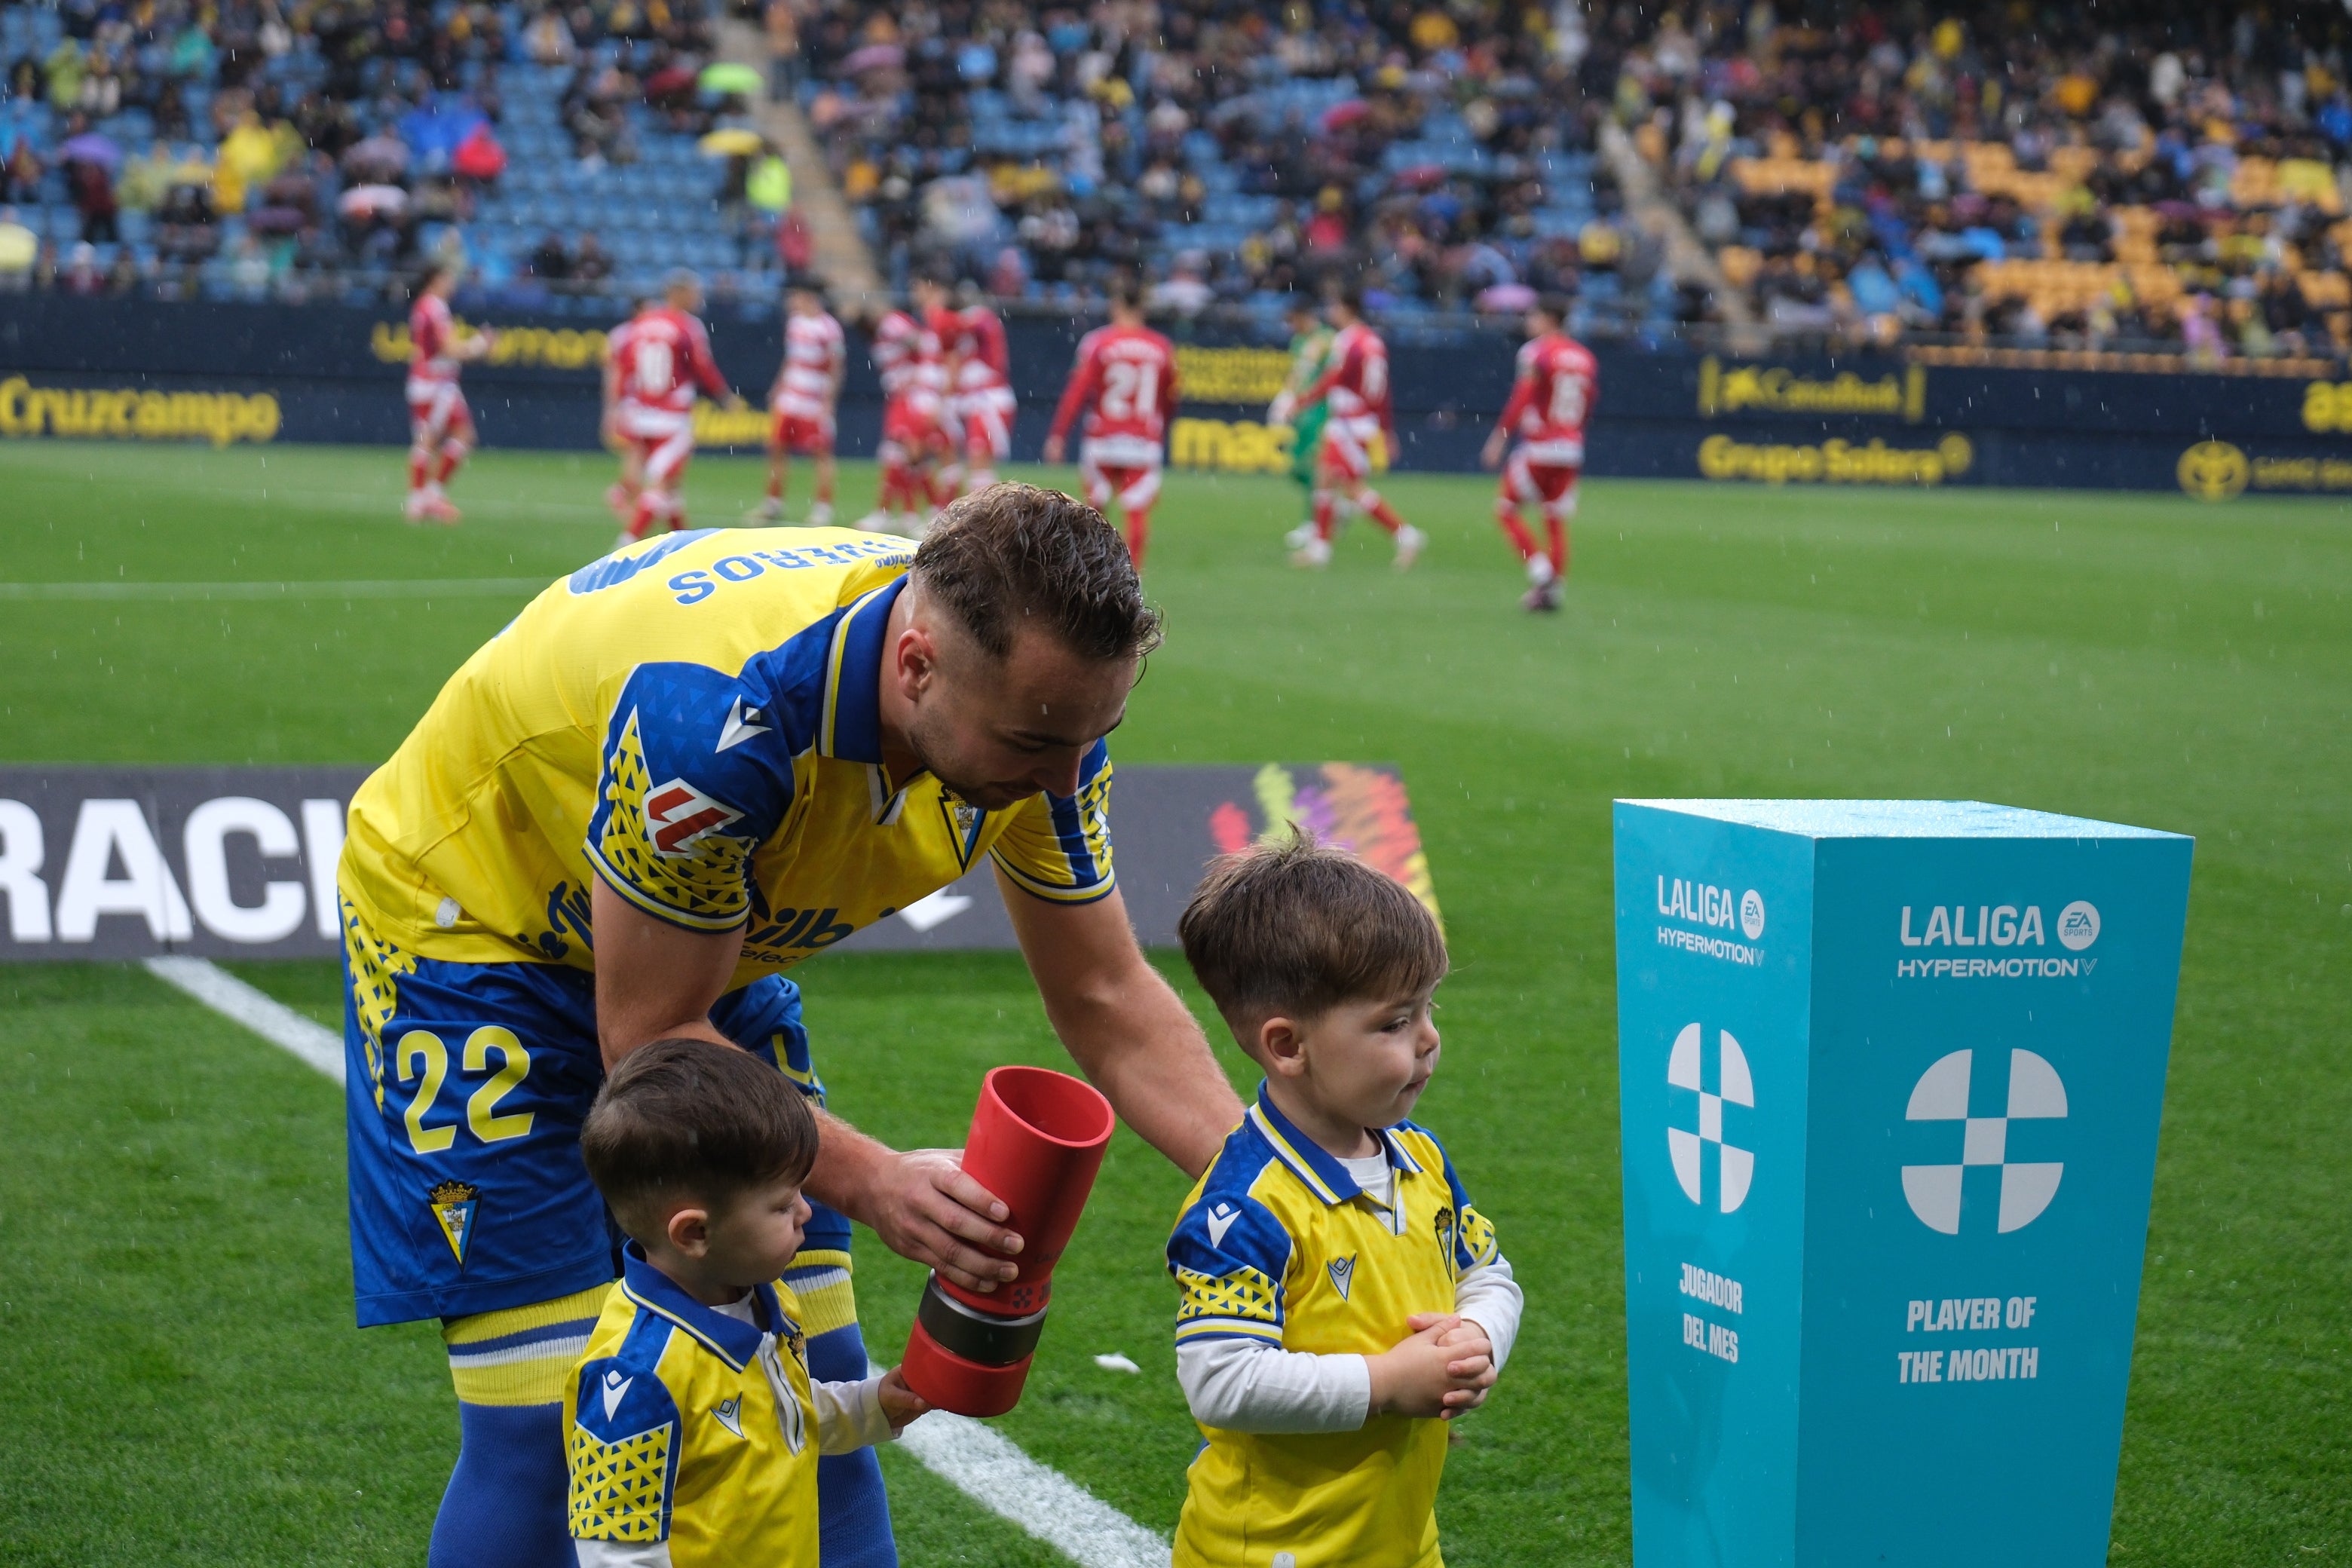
[
  {"xmin": 912, "ymin": 482, "xmax": 1163, "ymax": 663},
  {"xmin": 1178, "ymin": 835, "xmax": 1448, "ymax": 1043},
  {"xmin": 581, "ymin": 1038, "xmax": 819, "ymax": 1233}
]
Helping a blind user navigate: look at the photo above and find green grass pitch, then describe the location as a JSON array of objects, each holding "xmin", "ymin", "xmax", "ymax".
[{"xmin": 1, "ymin": 441, "xmax": 2347, "ymax": 1565}]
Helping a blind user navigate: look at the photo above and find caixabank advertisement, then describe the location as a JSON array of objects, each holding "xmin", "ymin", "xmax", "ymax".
[{"xmin": 1614, "ymin": 799, "xmax": 2192, "ymax": 1567}]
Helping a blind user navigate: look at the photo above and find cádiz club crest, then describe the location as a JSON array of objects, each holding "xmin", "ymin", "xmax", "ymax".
[{"xmin": 429, "ymin": 1179, "xmax": 479, "ymax": 1266}]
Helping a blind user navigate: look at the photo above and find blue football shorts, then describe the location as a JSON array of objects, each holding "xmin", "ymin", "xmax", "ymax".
[{"xmin": 342, "ymin": 910, "xmax": 851, "ymax": 1328}]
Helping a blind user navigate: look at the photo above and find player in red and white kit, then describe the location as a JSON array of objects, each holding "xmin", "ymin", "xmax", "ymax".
[
  {"xmin": 1293, "ymin": 286, "xmax": 1424, "ymax": 570},
  {"xmin": 944, "ymin": 282, "xmax": 1016, "ymax": 494},
  {"xmin": 602, "ymin": 270, "xmax": 743, "ymax": 549},
  {"xmin": 1043, "ymin": 281, "xmax": 1177, "ymax": 568},
  {"xmin": 1481, "ymin": 294, "xmax": 1592, "ymax": 613},
  {"xmin": 751, "ymin": 284, "xmax": 844, "ymax": 526},
  {"xmin": 859, "ymin": 292, "xmax": 957, "ymax": 537},
  {"xmin": 405, "ymin": 262, "xmax": 493, "ymax": 524}
]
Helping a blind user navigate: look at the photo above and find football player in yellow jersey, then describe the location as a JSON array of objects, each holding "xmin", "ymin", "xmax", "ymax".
[
  {"xmin": 338, "ymin": 485, "xmax": 1245, "ymax": 1568},
  {"xmin": 1166, "ymin": 839, "xmax": 1523, "ymax": 1568}
]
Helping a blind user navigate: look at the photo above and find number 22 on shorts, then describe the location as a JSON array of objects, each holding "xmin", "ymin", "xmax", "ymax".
[{"xmin": 397, "ymin": 1026, "xmax": 537, "ymax": 1153}]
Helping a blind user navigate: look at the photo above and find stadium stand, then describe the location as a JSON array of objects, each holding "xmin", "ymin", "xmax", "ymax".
[
  {"xmin": 791, "ymin": 0, "xmax": 1689, "ymax": 339},
  {"xmin": 1620, "ymin": 1, "xmax": 2352, "ymax": 358},
  {"xmin": 0, "ymin": 0, "xmax": 786, "ymax": 309},
  {"xmin": 8, "ymin": 0, "xmax": 2352, "ymax": 363}
]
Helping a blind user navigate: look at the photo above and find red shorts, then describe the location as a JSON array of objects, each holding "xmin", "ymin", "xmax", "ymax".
[
  {"xmin": 1319, "ymin": 415, "xmax": 1380, "ymax": 482},
  {"xmin": 771, "ymin": 411, "xmax": 834, "ymax": 456},
  {"xmin": 407, "ymin": 381, "xmax": 473, "ymax": 444},
  {"xmin": 1504, "ymin": 449, "xmax": 1579, "ymax": 507},
  {"xmin": 1081, "ymin": 459, "xmax": 1162, "ymax": 513},
  {"xmin": 881, "ymin": 400, "xmax": 953, "ymax": 462}
]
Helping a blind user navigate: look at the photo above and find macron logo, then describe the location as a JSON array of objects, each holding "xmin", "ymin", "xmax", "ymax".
[
  {"xmin": 716, "ymin": 697, "xmax": 769, "ymax": 754},
  {"xmin": 1327, "ymin": 1256, "xmax": 1355, "ymax": 1300},
  {"xmin": 1204, "ymin": 1202, "xmax": 1240, "ymax": 1249},
  {"xmin": 645, "ymin": 779, "xmax": 743, "ymax": 856},
  {"xmin": 600, "ymin": 1370, "xmax": 633, "ymax": 1422},
  {"xmin": 712, "ymin": 1394, "xmax": 745, "ymax": 1438}
]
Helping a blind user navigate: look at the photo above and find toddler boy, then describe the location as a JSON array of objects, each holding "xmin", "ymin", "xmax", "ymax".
[
  {"xmin": 1168, "ymin": 838, "xmax": 1522, "ymax": 1568},
  {"xmin": 565, "ymin": 1038, "xmax": 927, "ymax": 1567}
]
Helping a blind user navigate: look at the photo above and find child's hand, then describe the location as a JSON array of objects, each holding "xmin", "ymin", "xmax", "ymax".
[
  {"xmin": 1367, "ymin": 1313, "xmax": 1492, "ymax": 1420},
  {"xmin": 1422, "ymin": 1313, "xmax": 1499, "ymax": 1415},
  {"xmin": 877, "ymin": 1366, "xmax": 931, "ymax": 1432}
]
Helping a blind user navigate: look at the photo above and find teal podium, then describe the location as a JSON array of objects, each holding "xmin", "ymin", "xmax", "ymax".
[{"xmin": 1613, "ymin": 801, "xmax": 2192, "ymax": 1567}]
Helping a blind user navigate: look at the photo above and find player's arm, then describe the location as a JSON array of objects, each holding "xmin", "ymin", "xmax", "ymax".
[
  {"xmin": 590, "ymin": 876, "xmax": 1021, "ymax": 1289},
  {"xmin": 590, "ymin": 879, "xmax": 741, "ymax": 1063},
  {"xmin": 1041, "ymin": 346, "xmax": 1096, "ymax": 463},
  {"xmin": 688, "ymin": 323, "xmax": 741, "ymax": 407},
  {"xmin": 997, "ymin": 872, "xmax": 1241, "ymax": 1178},
  {"xmin": 1484, "ymin": 368, "xmax": 1534, "ymax": 469}
]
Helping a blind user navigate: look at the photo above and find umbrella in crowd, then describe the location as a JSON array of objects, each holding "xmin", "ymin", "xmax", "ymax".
[
  {"xmin": 338, "ymin": 183, "xmax": 410, "ymax": 219},
  {"xmin": 344, "ymin": 133, "xmax": 411, "ymax": 180},
  {"xmin": 698, "ymin": 127, "xmax": 764, "ymax": 157},
  {"xmin": 1318, "ymin": 98, "xmax": 1370, "ymax": 132},
  {"xmin": 697, "ymin": 62, "xmax": 762, "ymax": 97},
  {"xmin": 60, "ymin": 131, "xmax": 123, "ymax": 169},
  {"xmin": 840, "ymin": 42, "xmax": 904, "ymax": 77}
]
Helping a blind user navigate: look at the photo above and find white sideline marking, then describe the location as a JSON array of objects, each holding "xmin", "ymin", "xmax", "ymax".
[
  {"xmin": 147, "ymin": 957, "xmax": 1166, "ymax": 1566},
  {"xmin": 1, "ymin": 577, "xmax": 552, "ymax": 602},
  {"xmin": 142, "ymin": 956, "xmax": 345, "ymax": 1086},
  {"xmin": 874, "ymin": 1361, "xmax": 1171, "ymax": 1568}
]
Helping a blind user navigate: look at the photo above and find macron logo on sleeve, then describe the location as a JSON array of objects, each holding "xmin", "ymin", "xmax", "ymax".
[
  {"xmin": 645, "ymin": 779, "xmax": 743, "ymax": 856},
  {"xmin": 1204, "ymin": 1202, "xmax": 1240, "ymax": 1249}
]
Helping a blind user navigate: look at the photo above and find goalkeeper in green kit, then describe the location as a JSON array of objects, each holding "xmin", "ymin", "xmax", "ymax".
[{"xmin": 1269, "ymin": 295, "xmax": 1336, "ymax": 552}]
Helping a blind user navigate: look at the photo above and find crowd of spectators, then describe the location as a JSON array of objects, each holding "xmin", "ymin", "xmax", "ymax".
[
  {"xmin": 786, "ymin": 0, "xmax": 2352, "ymax": 357},
  {"xmin": 789, "ymin": 0, "xmax": 1694, "ymax": 336},
  {"xmin": 1630, "ymin": 1, "xmax": 2352, "ymax": 357},
  {"xmin": 0, "ymin": 0, "xmax": 777, "ymax": 304},
  {"xmin": 10, "ymin": 0, "xmax": 2352, "ymax": 363}
]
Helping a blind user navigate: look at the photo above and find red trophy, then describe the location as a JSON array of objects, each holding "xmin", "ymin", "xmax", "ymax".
[{"xmin": 899, "ymin": 1065, "xmax": 1116, "ymax": 1416}]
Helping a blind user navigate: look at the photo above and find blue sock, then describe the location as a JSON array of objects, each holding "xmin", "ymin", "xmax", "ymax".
[
  {"xmin": 807, "ymin": 1319, "xmax": 899, "ymax": 1568},
  {"xmin": 428, "ymin": 1401, "xmax": 574, "ymax": 1568}
]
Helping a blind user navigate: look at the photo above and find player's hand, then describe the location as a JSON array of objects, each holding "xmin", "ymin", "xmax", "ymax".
[
  {"xmin": 877, "ymin": 1365, "xmax": 932, "ymax": 1432},
  {"xmin": 1267, "ymin": 392, "xmax": 1294, "ymax": 426},
  {"xmin": 1042, "ymin": 433, "xmax": 1065, "ymax": 464},
  {"xmin": 1481, "ymin": 432, "xmax": 1506, "ymax": 470},
  {"xmin": 862, "ymin": 1147, "xmax": 1024, "ymax": 1292},
  {"xmin": 725, "ymin": 393, "xmax": 749, "ymax": 413}
]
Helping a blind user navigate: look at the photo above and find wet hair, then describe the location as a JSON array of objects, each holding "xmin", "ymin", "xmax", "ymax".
[
  {"xmin": 581, "ymin": 1037, "xmax": 819, "ymax": 1234},
  {"xmin": 911, "ymin": 482, "xmax": 1163, "ymax": 663},
  {"xmin": 1178, "ymin": 835, "xmax": 1449, "ymax": 1044}
]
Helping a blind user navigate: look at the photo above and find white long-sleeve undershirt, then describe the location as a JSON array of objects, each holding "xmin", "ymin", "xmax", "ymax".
[{"xmin": 1176, "ymin": 1147, "xmax": 1524, "ymax": 1435}]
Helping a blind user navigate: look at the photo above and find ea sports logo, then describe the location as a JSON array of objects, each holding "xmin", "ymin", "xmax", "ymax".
[
  {"xmin": 1666, "ymin": 1022, "xmax": 1755, "ymax": 1213},
  {"xmin": 1900, "ymin": 1049, "xmax": 2067, "ymax": 1235},
  {"xmin": 1739, "ymin": 889, "xmax": 1766, "ymax": 940},
  {"xmin": 2056, "ymin": 900, "xmax": 2099, "ymax": 951}
]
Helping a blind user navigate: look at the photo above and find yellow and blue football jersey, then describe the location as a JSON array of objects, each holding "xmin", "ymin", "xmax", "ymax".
[
  {"xmin": 565, "ymin": 1245, "xmax": 830, "ymax": 1568},
  {"xmin": 339, "ymin": 528, "xmax": 1116, "ymax": 994},
  {"xmin": 1167, "ymin": 1086, "xmax": 1502, "ymax": 1568}
]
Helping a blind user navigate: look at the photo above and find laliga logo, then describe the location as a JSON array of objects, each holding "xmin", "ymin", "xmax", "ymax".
[
  {"xmin": 1900, "ymin": 1049, "xmax": 2068, "ymax": 1235},
  {"xmin": 1667, "ymin": 1023, "xmax": 1755, "ymax": 1213}
]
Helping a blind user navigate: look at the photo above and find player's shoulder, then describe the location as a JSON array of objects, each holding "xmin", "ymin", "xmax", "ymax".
[{"xmin": 1075, "ymin": 323, "xmax": 1111, "ymax": 354}]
